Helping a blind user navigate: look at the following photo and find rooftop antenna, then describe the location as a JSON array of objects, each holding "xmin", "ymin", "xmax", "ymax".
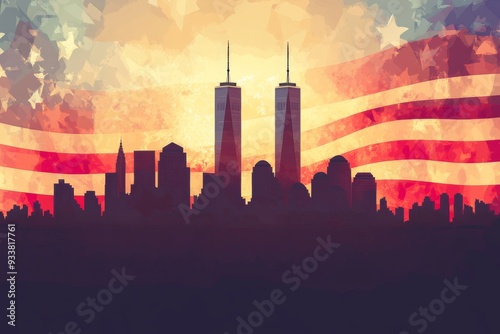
[
  {"xmin": 287, "ymin": 42, "xmax": 290, "ymax": 83},
  {"xmin": 227, "ymin": 40, "xmax": 230, "ymax": 83}
]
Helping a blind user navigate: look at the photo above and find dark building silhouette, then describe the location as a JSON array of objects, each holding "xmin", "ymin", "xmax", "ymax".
[
  {"xmin": 214, "ymin": 42, "xmax": 242, "ymax": 207},
  {"xmin": 288, "ymin": 182, "xmax": 310, "ymax": 209},
  {"xmin": 454, "ymin": 193, "xmax": 464, "ymax": 223},
  {"xmin": 105, "ymin": 172, "xmax": 118, "ymax": 214},
  {"xmin": 464, "ymin": 204, "xmax": 474, "ymax": 223},
  {"xmin": 327, "ymin": 155, "xmax": 352, "ymax": 208},
  {"xmin": 311, "ymin": 172, "xmax": 332, "ymax": 210},
  {"xmin": 158, "ymin": 142, "xmax": 191, "ymax": 208},
  {"xmin": 378, "ymin": 197, "xmax": 395, "ymax": 221},
  {"xmin": 31, "ymin": 200, "xmax": 43, "ymax": 220},
  {"xmin": 475, "ymin": 199, "xmax": 495, "ymax": 224},
  {"xmin": 116, "ymin": 139, "xmax": 126, "ymax": 196},
  {"xmin": 250, "ymin": 160, "xmax": 281, "ymax": 207},
  {"xmin": 352, "ymin": 172, "xmax": 376, "ymax": 214},
  {"xmin": 275, "ymin": 43, "xmax": 301, "ymax": 194},
  {"xmin": 395, "ymin": 207, "xmax": 405, "ymax": 223},
  {"xmin": 439, "ymin": 193, "xmax": 450, "ymax": 223},
  {"xmin": 409, "ymin": 196, "xmax": 442, "ymax": 224},
  {"xmin": 132, "ymin": 150, "xmax": 156, "ymax": 193},
  {"xmin": 84, "ymin": 190, "xmax": 101, "ymax": 220},
  {"xmin": 6, "ymin": 204, "xmax": 28, "ymax": 222},
  {"xmin": 54, "ymin": 179, "xmax": 80, "ymax": 221}
]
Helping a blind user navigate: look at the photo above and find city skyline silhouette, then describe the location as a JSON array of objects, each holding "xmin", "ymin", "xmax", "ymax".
[{"xmin": 1, "ymin": 42, "xmax": 499, "ymax": 226}]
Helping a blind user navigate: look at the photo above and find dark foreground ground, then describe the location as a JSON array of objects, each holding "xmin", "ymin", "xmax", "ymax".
[{"xmin": 1, "ymin": 218, "xmax": 500, "ymax": 334}]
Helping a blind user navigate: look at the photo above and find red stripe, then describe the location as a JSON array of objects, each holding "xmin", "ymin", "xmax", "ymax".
[
  {"xmin": 306, "ymin": 32, "xmax": 500, "ymax": 100},
  {"xmin": 2, "ymin": 138, "xmax": 499, "ymax": 176},
  {"xmin": 302, "ymin": 96, "xmax": 500, "ymax": 150},
  {"xmin": 299, "ymin": 140, "xmax": 500, "ymax": 184}
]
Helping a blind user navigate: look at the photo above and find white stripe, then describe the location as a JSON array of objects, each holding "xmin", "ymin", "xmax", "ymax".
[{"xmin": 1, "ymin": 75, "xmax": 499, "ymax": 154}]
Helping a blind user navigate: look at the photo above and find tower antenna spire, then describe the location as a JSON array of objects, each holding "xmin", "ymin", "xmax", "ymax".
[
  {"xmin": 287, "ymin": 42, "xmax": 290, "ymax": 83},
  {"xmin": 227, "ymin": 41, "xmax": 230, "ymax": 83}
]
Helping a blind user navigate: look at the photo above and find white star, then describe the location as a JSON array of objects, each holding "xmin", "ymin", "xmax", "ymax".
[
  {"xmin": 28, "ymin": 89, "xmax": 44, "ymax": 108},
  {"xmin": 28, "ymin": 46, "xmax": 44, "ymax": 65},
  {"xmin": 57, "ymin": 31, "xmax": 79, "ymax": 60},
  {"xmin": 377, "ymin": 15, "xmax": 409, "ymax": 49}
]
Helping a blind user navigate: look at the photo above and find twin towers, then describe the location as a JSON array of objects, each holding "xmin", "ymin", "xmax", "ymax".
[{"xmin": 214, "ymin": 42, "xmax": 301, "ymax": 205}]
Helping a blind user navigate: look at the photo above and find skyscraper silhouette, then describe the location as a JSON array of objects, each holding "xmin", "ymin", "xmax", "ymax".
[
  {"xmin": 327, "ymin": 155, "xmax": 352, "ymax": 208},
  {"xmin": 132, "ymin": 150, "xmax": 156, "ymax": 193},
  {"xmin": 105, "ymin": 172, "xmax": 118, "ymax": 214},
  {"xmin": 454, "ymin": 193, "xmax": 464, "ymax": 223},
  {"xmin": 84, "ymin": 190, "xmax": 101, "ymax": 220},
  {"xmin": 439, "ymin": 193, "xmax": 450, "ymax": 223},
  {"xmin": 311, "ymin": 172, "xmax": 332, "ymax": 210},
  {"xmin": 116, "ymin": 139, "xmax": 126, "ymax": 196},
  {"xmin": 288, "ymin": 183, "xmax": 310, "ymax": 209},
  {"xmin": 352, "ymin": 172, "xmax": 376, "ymax": 214},
  {"xmin": 158, "ymin": 142, "xmax": 191, "ymax": 208},
  {"xmin": 54, "ymin": 179, "xmax": 79, "ymax": 221},
  {"xmin": 214, "ymin": 42, "xmax": 242, "ymax": 206},
  {"xmin": 275, "ymin": 43, "xmax": 301, "ymax": 194}
]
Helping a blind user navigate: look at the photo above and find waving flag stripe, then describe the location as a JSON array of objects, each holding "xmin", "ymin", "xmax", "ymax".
[
  {"xmin": 2, "ymin": 138, "xmax": 499, "ymax": 175},
  {"xmin": 306, "ymin": 33, "xmax": 500, "ymax": 101}
]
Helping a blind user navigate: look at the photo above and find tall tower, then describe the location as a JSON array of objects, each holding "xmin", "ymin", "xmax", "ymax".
[
  {"xmin": 158, "ymin": 142, "xmax": 191, "ymax": 207},
  {"xmin": 116, "ymin": 138, "xmax": 126, "ymax": 196},
  {"xmin": 214, "ymin": 41, "xmax": 242, "ymax": 204},
  {"xmin": 275, "ymin": 43, "xmax": 301, "ymax": 193}
]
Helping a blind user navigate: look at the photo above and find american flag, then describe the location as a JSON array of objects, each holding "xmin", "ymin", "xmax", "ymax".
[{"xmin": 0, "ymin": 0, "xmax": 499, "ymax": 216}]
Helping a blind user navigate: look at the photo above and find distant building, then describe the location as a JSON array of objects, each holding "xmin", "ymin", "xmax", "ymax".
[
  {"xmin": 132, "ymin": 150, "xmax": 156, "ymax": 193},
  {"xmin": 250, "ymin": 160, "xmax": 281, "ymax": 206},
  {"xmin": 311, "ymin": 172, "xmax": 331, "ymax": 210},
  {"xmin": 288, "ymin": 183, "xmax": 310, "ymax": 209},
  {"xmin": 84, "ymin": 191, "xmax": 101, "ymax": 220},
  {"xmin": 453, "ymin": 193, "xmax": 464, "ymax": 223},
  {"xmin": 352, "ymin": 172, "xmax": 376, "ymax": 214},
  {"xmin": 116, "ymin": 139, "xmax": 126, "ymax": 196},
  {"xmin": 105, "ymin": 172, "xmax": 118, "ymax": 214},
  {"xmin": 439, "ymin": 193, "xmax": 450, "ymax": 223},
  {"xmin": 158, "ymin": 142, "xmax": 191, "ymax": 208},
  {"xmin": 395, "ymin": 207, "xmax": 405, "ymax": 223},
  {"xmin": 54, "ymin": 179, "xmax": 79, "ymax": 221},
  {"xmin": 327, "ymin": 156, "xmax": 352, "ymax": 208},
  {"xmin": 6, "ymin": 204, "xmax": 28, "ymax": 223},
  {"xmin": 31, "ymin": 200, "xmax": 43, "ymax": 220}
]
